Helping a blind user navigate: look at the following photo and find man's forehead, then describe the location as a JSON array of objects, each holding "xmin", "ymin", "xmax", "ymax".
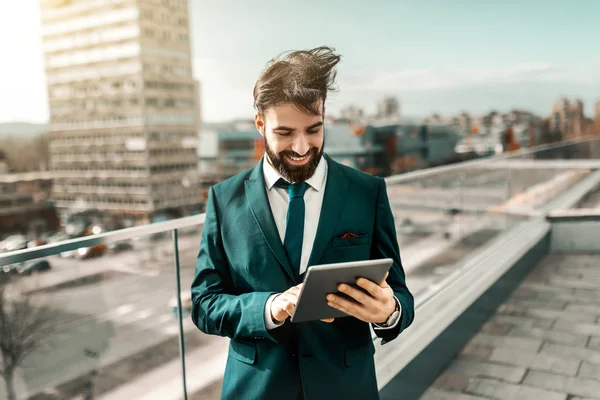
[{"xmin": 264, "ymin": 102, "xmax": 323, "ymax": 123}]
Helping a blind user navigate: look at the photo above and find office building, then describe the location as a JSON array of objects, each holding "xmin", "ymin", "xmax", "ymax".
[
  {"xmin": 457, "ymin": 112, "xmax": 472, "ymax": 135},
  {"xmin": 339, "ymin": 105, "xmax": 364, "ymax": 122},
  {"xmin": 0, "ymin": 151, "xmax": 7, "ymax": 174},
  {"xmin": 376, "ymin": 97, "xmax": 401, "ymax": 120},
  {"xmin": 550, "ymin": 97, "xmax": 587, "ymax": 139},
  {"xmin": 204, "ymin": 121, "xmax": 463, "ymax": 179},
  {"xmin": 595, "ymin": 100, "xmax": 600, "ymax": 131},
  {"xmin": 0, "ymin": 172, "xmax": 58, "ymax": 236},
  {"xmin": 40, "ymin": 0, "xmax": 200, "ymax": 226}
]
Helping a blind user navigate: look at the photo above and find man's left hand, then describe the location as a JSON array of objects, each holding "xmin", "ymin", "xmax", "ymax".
[{"xmin": 326, "ymin": 272, "xmax": 396, "ymax": 324}]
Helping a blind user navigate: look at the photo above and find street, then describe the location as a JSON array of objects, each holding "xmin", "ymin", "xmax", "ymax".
[{"xmin": 1, "ymin": 234, "xmax": 204, "ymax": 400}]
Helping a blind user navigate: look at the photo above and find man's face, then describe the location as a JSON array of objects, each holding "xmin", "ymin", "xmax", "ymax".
[{"xmin": 255, "ymin": 101, "xmax": 325, "ymax": 183}]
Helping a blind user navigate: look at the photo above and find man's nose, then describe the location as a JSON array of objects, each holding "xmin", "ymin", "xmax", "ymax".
[{"xmin": 291, "ymin": 135, "xmax": 310, "ymax": 155}]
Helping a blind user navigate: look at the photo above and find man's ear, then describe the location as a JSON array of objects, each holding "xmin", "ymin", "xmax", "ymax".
[{"xmin": 254, "ymin": 113, "xmax": 265, "ymax": 137}]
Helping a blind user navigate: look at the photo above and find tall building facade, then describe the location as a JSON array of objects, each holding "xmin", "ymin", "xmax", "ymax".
[
  {"xmin": 0, "ymin": 172, "xmax": 58, "ymax": 236},
  {"xmin": 40, "ymin": 0, "xmax": 200, "ymax": 225},
  {"xmin": 595, "ymin": 100, "xmax": 600, "ymax": 131},
  {"xmin": 457, "ymin": 112, "xmax": 472, "ymax": 134},
  {"xmin": 550, "ymin": 97, "xmax": 586, "ymax": 139},
  {"xmin": 376, "ymin": 97, "xmax": 401, "ymax": 120},
  {"xmin": 339, "ymin": 105, "xmax": 364, "ymax": 122}
]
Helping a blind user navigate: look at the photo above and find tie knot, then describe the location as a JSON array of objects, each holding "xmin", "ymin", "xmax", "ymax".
[{"xmin": 275, "ymin": 178, "xmax": 308, "ymax": 198}]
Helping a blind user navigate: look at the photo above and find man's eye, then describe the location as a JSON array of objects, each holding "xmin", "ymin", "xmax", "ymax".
[
  {"xmin": 277, "ymin": 132, "xmax": 291, "ymax": 136},
  {"xmin": 307, "ymin": 129, "xmax": 319, "ymax": 134}
]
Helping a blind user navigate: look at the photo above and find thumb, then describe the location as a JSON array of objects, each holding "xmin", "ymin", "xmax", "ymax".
[
  {"xmin": 380, "ymin": 272, "xmax": 390, "ymax": 286},
  {"xmin": 320, "ymin": 318, "xmax": 335, "ymax": 323}
]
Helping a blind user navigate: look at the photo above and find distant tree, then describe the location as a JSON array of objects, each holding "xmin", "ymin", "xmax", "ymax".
[
  {"xmin": 0, "ymin": 283, "xmax": 55, "ymax": 400},
  {"xmin": 0, "ymin": 131, "xmax": 50, "ymax": 173},
  {"xmin": 32, "ymin": 132, "xmax": 52, "ymax": 171}
]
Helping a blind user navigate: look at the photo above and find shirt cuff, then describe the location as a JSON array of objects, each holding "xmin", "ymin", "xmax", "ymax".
[
  {"xmin": 372, "ymin": 296, "xmax": 402, "ymax": 330},
  {"xmin": 265, "ymin": 293, "xmax": 285, "ymax": 330}
]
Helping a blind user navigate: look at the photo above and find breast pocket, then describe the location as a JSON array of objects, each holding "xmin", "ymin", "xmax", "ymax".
[
  {"xmin": 320, "ymin": 234, "xmax": 371, "ymax": 264},
  {"xmin": 330, "ymin": 234, "xmax": 370, "ymax": 248}
]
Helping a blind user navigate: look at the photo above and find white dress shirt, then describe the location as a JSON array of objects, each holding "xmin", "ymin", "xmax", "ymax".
[
  {"xmin": 263, "ymin": 156, "xmax": 328, "ymax": 274},
  {"xmin": 261, "ymin": 156, "xmax": 400, "ymax": 330}
]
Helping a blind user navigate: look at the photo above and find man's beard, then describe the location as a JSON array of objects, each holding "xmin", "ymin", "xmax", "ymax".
[{"xmin": 264, "ymin": 137, "xmax": 324, "ymax": 183}]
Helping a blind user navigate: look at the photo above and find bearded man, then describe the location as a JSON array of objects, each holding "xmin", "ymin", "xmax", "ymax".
[{"xmin": 191, "ymin": 46, "xmax": 414, "ymax": 400}]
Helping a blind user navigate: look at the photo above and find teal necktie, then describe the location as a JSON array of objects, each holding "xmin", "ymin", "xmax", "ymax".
[{"xmin": 275, "ymin": 179, "xmax": 309, "ymax": 276}]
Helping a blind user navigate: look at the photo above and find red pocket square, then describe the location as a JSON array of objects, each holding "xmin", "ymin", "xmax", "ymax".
[{"xmin": 341, "ymin": 233, "xmax": 358, "ymax": 239}]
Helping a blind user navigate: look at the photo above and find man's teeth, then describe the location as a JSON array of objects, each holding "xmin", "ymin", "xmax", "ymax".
[{"xmin": 288, "ymin": 155, "xmax": 308, "ymax": 161}]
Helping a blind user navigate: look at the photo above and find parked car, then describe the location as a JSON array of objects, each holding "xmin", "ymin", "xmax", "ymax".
[
  {"xmin": 0, "ymin": 234, "xmax": 29, "ymax": 252},
  {"xmin": 16, "ymin": 259, "xmax": 52, "ymax": 275},
  {"xmin": 2, "ymin": 259, "xmax": 51, "ymax": 276},
  {"xmin": 108, "ymin": 240, "xmax": 134, "ymax": 253},
  {"xmin": 76, "ymin": 244, "xmax": 107, "ymax": 259},
  {"xmin": 1, "ymin": 263, "xmax": 18, "ymax": 274}
]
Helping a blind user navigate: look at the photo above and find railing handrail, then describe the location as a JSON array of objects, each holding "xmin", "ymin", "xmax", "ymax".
[
  {"xmin": 547, "ymin": 208, "xmax": 600, "ymax": 221},
  {"xmin": 0, "ymin": 214, "xmax": 205, "ymax": 266}
]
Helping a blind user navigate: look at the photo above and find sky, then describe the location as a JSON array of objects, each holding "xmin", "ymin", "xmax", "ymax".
[{"xmin": 1, "ymin": 0, "xmax": 599, "ymax": 123}]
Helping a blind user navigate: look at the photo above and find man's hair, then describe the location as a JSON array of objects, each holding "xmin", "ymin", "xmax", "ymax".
[{"xmin": 253, "ymin": 46, "xmax": 341, "ymax": 116}]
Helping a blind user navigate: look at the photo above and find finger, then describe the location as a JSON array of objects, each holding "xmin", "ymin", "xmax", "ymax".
[
  {"xmin": 327, "ymin": 299, "xmax": 365, "ymax": 321},
  {"xmin": 283, "ymin": 301, "xmax": 296, "ymax": 316},
  {"xmin": 327, "ymin": 294, "xmax": 367, "ymax": 320},
  {"xmin": 338, "ymin": 284, "xmax": 376, "ymax": 307},
  {"xmin": 320, "ymin": 318, "xmax": 335, "ymax": 323},
  {"xmin": 282, "ymin": 294, "xmax": 298, "ymax": 306},
  {"xmin": 287, "ymin": 285, "xmax": 303, "ymax": 296},
  {"xmin": 355, "ymin": 278, "xmax": 386, "ymax": 301},
  {"xmin": 286, "ymin": 291, "xmax": 301, "ymax": 303},
  {"xmin": 272, "ymin": 301, "xmax": 290, "ymax": 322},
  {"xmin": 380, "ymin": 273, "xmax": 391, "ymax": 289},
  {"xmin": 274, "ymin": 294, "xmax": 296, "ymax": 312},
  {"xmin": 287, "ymin": 283, "xmax": 303, "ymax": 294},
  {"xmin": 382, "ymin": 272, "xmax": 389, "ymax": 284}
]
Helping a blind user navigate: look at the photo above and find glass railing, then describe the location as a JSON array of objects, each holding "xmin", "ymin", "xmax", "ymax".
[
  {"xmin": 387, "ymin": 136, "xmax": 600, "ymax": 300},
  {"xmin": 1, "ymin": 136, "xmax": 599, "ymax": 400},
  {"xmin": 0, "ymin": 217, "xmax": 204, "ymax": 400}
]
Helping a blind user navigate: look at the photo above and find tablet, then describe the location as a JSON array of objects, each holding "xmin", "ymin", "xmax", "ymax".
[{"xmin": 290, "ymin": 258, "xmax": 393, "ymax": 323}]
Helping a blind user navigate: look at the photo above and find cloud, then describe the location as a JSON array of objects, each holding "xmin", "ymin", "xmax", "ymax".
[
  {"xmin": 340, "ymin": 62, "xmax": 600, "ymax": 92},
  {"xmin": 191, "ymin": 57, "xmax": 600, "ymax": 121}
]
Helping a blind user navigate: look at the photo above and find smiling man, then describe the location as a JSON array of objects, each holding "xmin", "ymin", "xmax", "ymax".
[{"xmin": 191, "ymin": 46, "xmax": 414, "ymax": 400}]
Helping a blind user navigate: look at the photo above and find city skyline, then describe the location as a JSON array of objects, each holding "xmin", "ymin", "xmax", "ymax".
[{"xmin": 1, "ymin": 0, "xmax": 599, "ymax": 123}]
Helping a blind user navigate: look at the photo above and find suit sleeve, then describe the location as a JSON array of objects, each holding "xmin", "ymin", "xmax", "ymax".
[
  {"xmin": 190, "ymin": 186, "xmax": 280, "ymax": 343},
  {"xmin": 371, "ymin": 177, "xmax": 415, "ymax": 344}
]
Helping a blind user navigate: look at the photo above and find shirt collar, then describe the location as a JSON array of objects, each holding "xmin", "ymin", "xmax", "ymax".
[{"xmin": 263, "ymin": 155, "xmax": 327, "ymax": 192}]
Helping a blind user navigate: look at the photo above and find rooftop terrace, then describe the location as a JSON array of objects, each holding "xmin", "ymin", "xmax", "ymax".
[
  {"xmin": 421, "ymin": 251, "xmax": 600, "ymax": 400},
  {"xmin": 1, "ymin": 136, "xmax": 599, "ymax": 400}
]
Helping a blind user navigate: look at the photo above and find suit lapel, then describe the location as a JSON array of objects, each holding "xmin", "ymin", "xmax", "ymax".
[
  {"xmin": 245, "ymin": 159, "xmax": 296, "ymax": 281},
  {"xmin": 307, "ymin": 154, "xmax": 349, "ymax": 267}
]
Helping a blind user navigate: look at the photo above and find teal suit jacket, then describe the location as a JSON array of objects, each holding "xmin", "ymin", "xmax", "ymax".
[{"xmin": 191, "ymin": 154, "xmax": 414, "ymax": 400}]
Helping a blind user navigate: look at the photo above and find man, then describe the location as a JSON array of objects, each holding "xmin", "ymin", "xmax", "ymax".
[{"xmin": 191, "ymin": 46, "xmax": 414, "ymax": 400}]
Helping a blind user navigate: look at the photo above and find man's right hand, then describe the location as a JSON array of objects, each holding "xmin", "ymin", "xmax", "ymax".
[
  {"xmin": 270, "ymin": 284, "xmax": 334, "ymax": 324},
  {"xmin": 270, "ymin": 284, "xmax": 302, "ymax": 324}
]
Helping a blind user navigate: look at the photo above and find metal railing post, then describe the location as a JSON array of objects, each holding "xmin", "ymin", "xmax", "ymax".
[{"xmin": 172, "ymin": 228, "xmax": 188, "ymax": 400}]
